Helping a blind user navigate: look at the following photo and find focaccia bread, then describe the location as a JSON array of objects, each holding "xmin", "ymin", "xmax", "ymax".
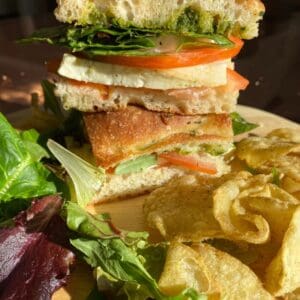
[
  {"xmin": 55, "ymin": 0, "xmax": 265, "ymax": 39},
  {"xmin": 55, "ymin": 78, "xmax": 238, "ymax": 115},
  {"xmin": 84, "ymin": 106, "xmax": 233, "ymax": 168}
]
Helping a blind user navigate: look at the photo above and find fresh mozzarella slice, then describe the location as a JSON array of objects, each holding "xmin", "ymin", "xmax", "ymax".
[{"xmin": 58, "ymin": 53, "xmax": 233, "ymax": 90}]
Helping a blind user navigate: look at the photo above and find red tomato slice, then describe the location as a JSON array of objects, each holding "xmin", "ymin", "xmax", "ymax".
[
  {"xmin": 227, "ymin": 68, "xmax": 249, "ymax": 91},
  {"xmin": 90, "ymin": 36, "xmax": 244, "ymax": 69},
  {"xmin": 159, "ymin": 152, "xmax": 217, "ymax": 175}
]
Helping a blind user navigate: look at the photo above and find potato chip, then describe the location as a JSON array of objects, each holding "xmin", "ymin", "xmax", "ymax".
[
  {"xmin": 281, "ymin": 175, "xmax": 300, "ymax": 201},
  {"xmin": 143, "ymin": 175, "xmax": 225, "ymax": 242},
  {"xmin": 285, "ymin": 288, "xmax": 300, "ymax": 300},
  {"xmin": 213, "ymin": 172, "xmax": 269, "ymax": 243},
  {"xmin": 213, "ymin": 171, "xmax": 300, "ymax": 245},
  {"xmin": 265, "ymin": 206, "xmax": 300, "ymax": 297},
  {"xmin": 258, "ymin": 156, "xmax": 300, "ymax": 200},
  {"xmin": 264, "ymin": 156, "xmax": 300, "ymax": 182},
  {"xmin": 236, "ymin": 136, "xmax": 300, "ymax": 168},
  {"xmin": 158, "ymin": 242, "xmax": 273, "ymax": 300},
  {"xmin": 158, "ymin": 242, "xmax": 213, "ymax": 296},
  {"xmin": 267, "ymin": 128, "xmax": 300, "ymax": 143}
]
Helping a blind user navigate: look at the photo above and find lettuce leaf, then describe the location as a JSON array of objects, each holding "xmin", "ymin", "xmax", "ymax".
[
  {"xmin": 47, "ymin": 140, "xmax": 105, "ymax": 207},
  {"xmin": 0, "ymin": 113, "xmax": 56, "ymax": 203},
  {"xmin": 66, "ymin": 203, "xmax": 206, "ymax": 300},
  {"xmin": 20, "ymin": 25, "xmax": 233, "ymax": 56},
  {"xmin": 0, "ymin": 195, "xmax": 75, "ymax": 300},
  {"xmin": 230, "ymin": 112, "xmax": 259, "ymax": 135}
]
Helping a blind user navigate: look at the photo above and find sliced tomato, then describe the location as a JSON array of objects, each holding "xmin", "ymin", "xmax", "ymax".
[
  {"xmin": 227, "ymin": 68, "xmax": 249, "ymax": 91},
  {"xmin": 90, "ymin": 36, "xmax": 243, "ymax": 69},
  {"xmin": 159, "ymin": 152, "xmax": 217, "ymax": 175}
]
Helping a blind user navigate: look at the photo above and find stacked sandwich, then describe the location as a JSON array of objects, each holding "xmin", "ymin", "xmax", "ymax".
[{"xmin": 27, "ymin": 0, "xmax": 265, "ymax": 202}]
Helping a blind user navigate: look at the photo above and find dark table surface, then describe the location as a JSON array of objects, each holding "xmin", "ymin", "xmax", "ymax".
[{"xmin": 1, "ymin": 0, "xmax": 300, "ymax": 123}]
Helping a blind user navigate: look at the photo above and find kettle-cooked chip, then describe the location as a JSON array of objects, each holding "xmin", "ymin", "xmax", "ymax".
[
  {"xmin": 265, "ymin": 206, "xmax": 300, "ymax": 297},
  {"xmin": 213, "ymin": 171, "xmax": 299, "ymax": 245},
  {"xmin": 267, "ymin": 128, "xmax": 300, "ymax": 143},
  {"xmin": 264, "ymin": 156, "xmax": 300, "ymax": 183},
  {"xmin": 158, "ymin": 242, "xmax": 213, "ymax": 296},
  {"xmin": 236, "ymin": 128, "xmax": 300, "ymax": 200},
  {"xmin": 158, "ymin": 242, "xmax": 273, "ymax": 300},
  {"xmin": 281, "ymin": 175, "xmax": 300, "ymax": 200},
  {"xmin": 143, "ymin": 175, "xmax": 225, "ymax": 242},
  {"xmin": 236, "ymin": 136, "xmax": 300, "ymax": 168}
]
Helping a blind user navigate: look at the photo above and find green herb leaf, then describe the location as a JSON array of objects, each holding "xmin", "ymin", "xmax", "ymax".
[
  {"xmin": 0, "ymin": 113, "xmax": 56, "ymax": 203},
  {"xmin": 230, "ymin": 112, "xmax": 259, "ymax": 136},
  {"xmin": 65, "ymin": 202, "xmax": 148, "ymax": 242},
  {"xmin": 41, "ymin": 80, "xmax": 64, "ymax": 118},
  {"xmin": 271, "ymin": 167, "xmax": 280, "ymax": 186},
  {"xmin": 20, "ymin": 25, "xmax": 233, "ymax": 56},
  {"xmin": 47, "ymin": 139, "xmax": 105, "ymax": 207},
  {"xmin": 65, "ymin": 202, "xmax": 121, "ymax": 239}
]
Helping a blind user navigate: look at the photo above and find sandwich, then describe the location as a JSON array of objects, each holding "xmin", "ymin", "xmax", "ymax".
[
  {"xmin": 84, "ymin": 106, "xmax": 233, "ymax": 201},
  {"xmin": 22, "ymin": 0, "xmax": 264, "ymax": 202}
]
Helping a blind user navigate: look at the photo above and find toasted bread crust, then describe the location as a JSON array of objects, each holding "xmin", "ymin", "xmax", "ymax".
[{"xmin": 84, "ymin": 107, "xmax": 233, "ymax": 167}]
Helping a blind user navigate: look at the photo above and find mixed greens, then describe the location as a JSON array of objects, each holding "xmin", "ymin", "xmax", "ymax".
[{"xmin": 20, "ymin": 25, "xmax": 233, "ymax": 56}]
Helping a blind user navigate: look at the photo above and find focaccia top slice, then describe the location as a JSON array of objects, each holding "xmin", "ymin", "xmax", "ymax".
[{"xmin": 55, "ymin": 0, "xmax": 265, "ymax": 39}]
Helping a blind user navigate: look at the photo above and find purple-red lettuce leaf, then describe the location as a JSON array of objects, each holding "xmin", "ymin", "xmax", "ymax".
[{"xmin": 0, "ymin": 195, "xmax": 75, "ymax": 300}]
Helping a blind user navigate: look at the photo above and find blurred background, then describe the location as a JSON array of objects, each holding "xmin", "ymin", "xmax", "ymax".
[{"xmin": 0, "ymin": 0, "xmax": 300, "ymax": 122}]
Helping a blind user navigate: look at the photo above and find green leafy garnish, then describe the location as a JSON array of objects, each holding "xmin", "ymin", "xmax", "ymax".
[
  {"xmin": 20, "ymin": 25, "xmax": 233, "ymax": 56},
  {"xmin": 230, "ymin": 112, "xmax": 259, "ymax": 135},
  {"xmin": 19, "ymin": 129, "xmax": 50, "ymax": 161},
  {"xmin": 271, "ymin": 168, "xmax": 281, "ymax": 186},
  {"xmin": 47, "ymin": 140, "xmax": 105, "ymax": 207},
  {"xmin": 115, "ymin": 155, "xmax": 157, "ymax": 175},
  {"xmin": 41, "ymin": 80, "xmax": 64, "ymax": 118},
  {"xmin": 65, "ymin": 202, "xmax": 148, "ymax": 242},
  {"xmin": 0, "ymin": 113, "xmax": 56, "ymax": 203}
]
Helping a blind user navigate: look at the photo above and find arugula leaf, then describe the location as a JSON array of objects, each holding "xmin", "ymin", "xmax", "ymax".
[
  {"xmin": 47, "ymin": 140, "xmax": 105, "ymax": 207},
  {"xmin": 41, "ymin": 80, "xmax": 64, "ymax": 118},
  {"xmin": 20, "ymin": 25, "xmax": 233, "ymax": 56},
  {"xmin": 271, "ymin": 167, "xmax": 281, "ymax": 186},
  {"xmin": 0, "ymin": 113, "xmax": 56, "ymax": 203},
  {"xmin": 230, "ymin": 112, "xmax": 259, "ymax": 135}
]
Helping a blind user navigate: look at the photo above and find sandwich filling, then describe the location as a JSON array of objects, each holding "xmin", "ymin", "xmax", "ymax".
[{"xmin": 25, "ymin": 24, "xmax": 248, "ymax": 115}]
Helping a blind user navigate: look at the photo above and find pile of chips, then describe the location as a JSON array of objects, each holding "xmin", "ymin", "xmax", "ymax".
[{"xmin": 144, "ymin": 128, "xmax": 300, "ymax": 299}]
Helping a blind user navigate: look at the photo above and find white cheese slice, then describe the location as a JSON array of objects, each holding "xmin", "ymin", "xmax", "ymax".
[{"xmin": 58, "ymin": 54, "xmax": 233, "ymax": 90}]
